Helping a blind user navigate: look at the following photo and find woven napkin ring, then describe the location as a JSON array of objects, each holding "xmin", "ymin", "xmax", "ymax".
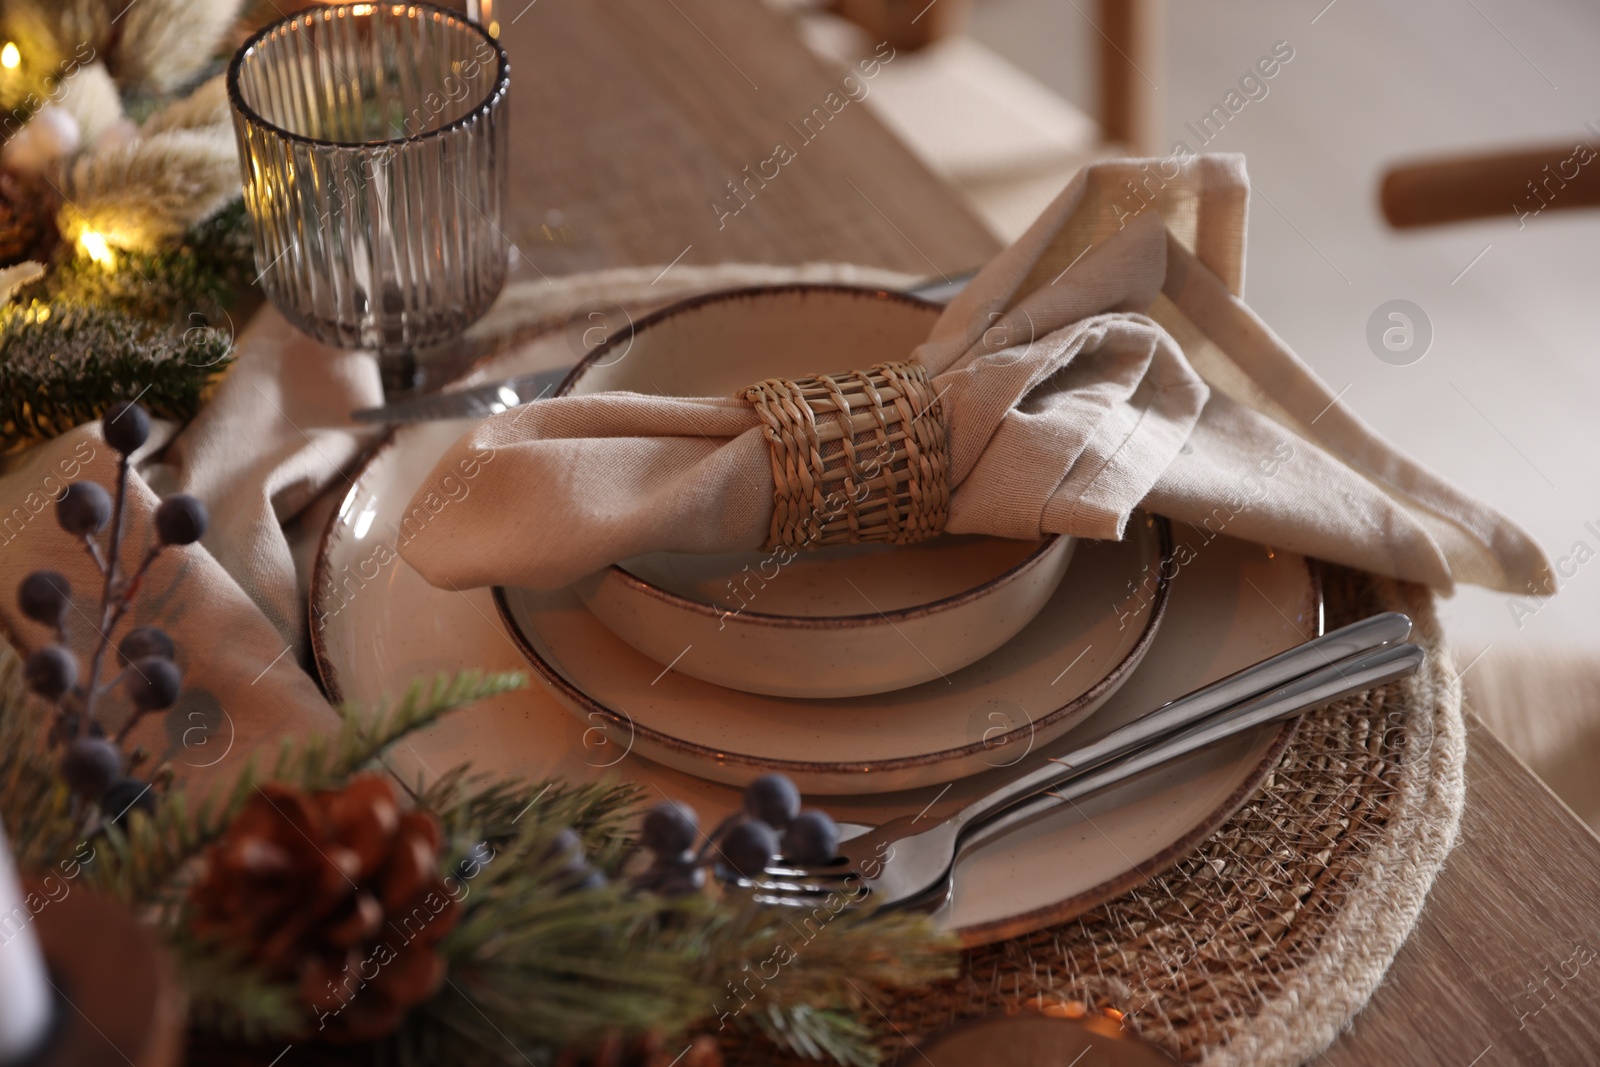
[{"xmin": 740, "ymin": 360, "xmax": 950, "ymax": 551}]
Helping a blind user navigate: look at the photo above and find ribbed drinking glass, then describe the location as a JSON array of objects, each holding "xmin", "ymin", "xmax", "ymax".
[{"xmin": 228, "ymin": 3, "xmax": 510, "ymax": 393}]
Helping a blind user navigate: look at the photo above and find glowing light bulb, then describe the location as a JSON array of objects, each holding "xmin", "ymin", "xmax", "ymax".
[
  {"xmin": 77, "ymin": 231, "xmax": 115, "ymax": 268},
  {"xmin": 1, "ymin": 43, "xmax": 19, "ymax": 70}
]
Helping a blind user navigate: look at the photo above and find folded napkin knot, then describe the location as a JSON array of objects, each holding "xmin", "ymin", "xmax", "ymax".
[{"xmin": 741, "ymin": 360, "xmax": 949, "ymax": 550}]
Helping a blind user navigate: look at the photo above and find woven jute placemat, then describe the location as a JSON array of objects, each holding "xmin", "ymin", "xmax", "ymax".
[
  {"xmin": 466, "ymin": 266, "xmax": 1464, "ymax": 1067},
  {"xmin": 726, "ymin": 565, "xmax": 1464, "ymax": 1067}
]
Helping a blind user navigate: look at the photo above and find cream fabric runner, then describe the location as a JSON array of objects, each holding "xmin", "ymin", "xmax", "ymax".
[
  {"xmin": 0, "ymin": 315, "xmax": 379, "ymax": 781},
  {"xmin": 396, "ymin": 156, "xmax": 1552, "ymax": 596}
]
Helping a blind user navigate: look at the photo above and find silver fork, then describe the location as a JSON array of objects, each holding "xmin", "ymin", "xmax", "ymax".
[{"xmin": 747, "ymin": 613, "xmax": 1421, "ymax": 910}]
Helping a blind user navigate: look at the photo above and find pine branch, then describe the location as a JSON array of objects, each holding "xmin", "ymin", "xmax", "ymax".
[
  {"xmin": 0, "ymin": 300, "xmax": 232, "ymax": 447},
  {"xmin": 84, "ymin": 671, "xmax": 527, "ymax": 907},
  {"xmin": 29, "ymin": 199, "xmax": 256, "ymax": 325},
  {"xmin": 3, "ymin": 641, "xmax": 953, "ymax": 1067},
  {"xmin": 0, "ymin": 647, "xmax": 90, "ymax": 873},
  {"xmin": 686, "ymin": 901, "xmax": 958, "ymax": 1017},
  {"xmin": 415, "ymin": 769, "xmax": 644, "ymax": 872},
  {"xmin": 282, "ymin": 671, "xmax": 529, "ymax": 792},
  {"xmin": 168, "ymin": 927, "xmax": 305, "ymax": 1042},
  {"xmin": 398, "ymin": 768, "xmax": 955, "ymax": 1066},
  {"xmin": 749, "ymin": 1004, "xmax": 880, "ymax": 1067}
]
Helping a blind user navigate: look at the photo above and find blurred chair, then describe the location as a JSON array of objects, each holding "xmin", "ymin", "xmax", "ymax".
[
  {"xmin": 793, "ymin": 0, "xmax": 1165, "ymax": 241},
  {"xmin": 1380, "ymin": 142, "xmax": 1600, "ymax": 229},
  {"xmin": 830, "ymin": 0, "xmax": 1163, "ymax": 155}
]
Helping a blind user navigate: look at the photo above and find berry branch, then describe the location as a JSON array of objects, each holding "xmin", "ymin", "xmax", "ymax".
[
  {"xmin": 632, "ymin": 773, "xmax": 841, "ymax": 895},
  {"xmin": 16, "ymin": 401, "xmax": 209, "ymax": 818}
]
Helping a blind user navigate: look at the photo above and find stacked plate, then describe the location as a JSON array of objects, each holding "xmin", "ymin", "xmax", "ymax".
[{"xmin": 311, "ymin": 286, "xmax": 1321, "ymax": 944}]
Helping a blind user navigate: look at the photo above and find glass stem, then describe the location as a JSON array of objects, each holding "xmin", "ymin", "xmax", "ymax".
[{"xmin": 379, "ymin": 348, "xmax": 423, "ymax": 397}]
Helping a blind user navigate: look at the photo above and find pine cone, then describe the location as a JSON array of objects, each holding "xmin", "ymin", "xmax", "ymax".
[
  {"xmin": 190, "ymin": 774, "xmax": 458, "ymax": 1043},
  {"xmin": 0, "ymin": 168, "xmax": 61, "ymax": 268},
  {"xmin": 556, "ymin": 1033, "xmax": 722, "ymax": 1067}
]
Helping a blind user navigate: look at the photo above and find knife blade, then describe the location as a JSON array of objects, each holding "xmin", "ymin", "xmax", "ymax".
[{"xmin": 349, "ymin": 365, "xmax": 572, "ymax": 425}]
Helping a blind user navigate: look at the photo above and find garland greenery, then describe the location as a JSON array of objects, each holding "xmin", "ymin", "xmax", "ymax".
[
  {"xmin": 0, "ymin": 649, "xmax": 956, "ymax": 1065},
  {"xmin": 27, "ymin": 199, "xmax": 256, "ymax": 325},
  {"xmin": 0, "ymin": 201, "xmax": 252, "ymax": 449},
  {"xmin": 0, "ymin": 0, "xmax": 257, "ymax": 450}
]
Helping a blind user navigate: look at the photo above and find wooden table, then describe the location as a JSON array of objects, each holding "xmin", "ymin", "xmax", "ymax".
[{"xmin": 495, "ymin": 2, "xmax": 1600, "ymax": 1063}]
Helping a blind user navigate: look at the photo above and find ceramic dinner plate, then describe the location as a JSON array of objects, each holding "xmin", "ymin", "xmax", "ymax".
[
  {"xmin": 310, "ymin": 296, "xmax": 1321, "ymax": 943},
  {"xmin": 494, "ymin": 516, "xmax": 1169, "ymax": 794}
]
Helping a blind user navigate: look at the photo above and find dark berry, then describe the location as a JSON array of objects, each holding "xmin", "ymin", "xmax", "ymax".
[
  {"xmin": 743, "ymin": 773, "xmax": 800, "ymax": 829},
  {"xmin": 56, "ymin": 482, "xmax": 112, "ymax": 537},
  {"xmin": 655, "ymin": 865, "xmax": 704, "ymax": 897},
  {"xmin": 154, "ymin": 494, "xmax": 208, "ymax": 545},
  {"xmin": 61, "ymin": 737, "xmax": 121, "ymax": 798},
  {"xmin": 542, "ymin": 827, "xmax": 587, "ymax": 874},
  {"xmin": 720, "ymin": 819, "xmax": 778, "ymax": 879},
  {"xmin": 102, "ymin": 777, "xmax": 155, "ymax": 821},
  {"xmin": 634, "ymin": 856, "xmax": 706, "ymax": 897},
  {"xmin": 124, "ymin": 656, "xmax": 181, "ymax": 711},
  {"xmin": 569, "ymin": 867, "xmax": 607, "ymax": 892},
  {"xmin": 117, "ymin": 626, "xmax": 174, "ymax": 666},
  {"xmin": 641, "ymin": 800, "xmax": 698, "ymax": 858},
  {"xmin": 782, "ymin": 809, "xmax": 840, "ymax": 866},
  {"xmin": 539, "ymin": 828, "xmax": 606, "ymax": 893},
  {"xmin": 24, "ymin": 645, "xmax": 77, "ymax": 700},
  {"xmin": 102, "ymin": 401, "xmax": 151, "ymax": 455},
  {"xmin": 18, "ymin": 571, "xmax": 71, "ymax": 627}
]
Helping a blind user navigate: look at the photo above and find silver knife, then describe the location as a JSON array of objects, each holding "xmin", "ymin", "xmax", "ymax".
[
  {"xmin": 349, "ymin": 268, "xmax": 979, "ymax": 426},
  {"xmin": 350, "ymin": 365, "xmax": 571, "ymax": 425}
]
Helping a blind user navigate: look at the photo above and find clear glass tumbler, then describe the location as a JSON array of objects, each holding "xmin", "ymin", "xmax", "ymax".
[{"xmin": 228, "ymin": 3, "xmax": 510, "ymax": 394}]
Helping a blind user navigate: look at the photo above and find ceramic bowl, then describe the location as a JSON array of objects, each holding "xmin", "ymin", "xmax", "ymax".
[{"xmin": 558, "ymin": 285, "xmax": 1075, "ymax": 699}]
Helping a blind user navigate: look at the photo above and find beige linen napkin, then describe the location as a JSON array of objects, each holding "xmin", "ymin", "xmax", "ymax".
[
  {"xmin": 0, "ymin": 309, "xmax": 384, "ymax": 786},
  {"xmin": 398, "ymin": 155, "xmax": 1552, "ymax": 596},
  {"xmin": 0, "ymin": 421, "xmax": 344, "ymax": 787}
]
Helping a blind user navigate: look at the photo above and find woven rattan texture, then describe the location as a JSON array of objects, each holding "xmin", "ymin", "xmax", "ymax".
[
  {"xmin": 742, "ymin": 361, "xmax": 949, "ymax": 550},
  {"xmin": 723, "ymin": 565, "xmax": 1464, "ymax": 1067}
]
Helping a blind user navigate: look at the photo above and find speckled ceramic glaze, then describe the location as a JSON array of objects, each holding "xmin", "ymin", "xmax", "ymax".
[
  {"xmin": 559, "ymin": 285, "xmax": 1076, "ymax": 698},
  {"xmin": 499, "ymin": 517, "xmax": 1165, "ymax": 793}
]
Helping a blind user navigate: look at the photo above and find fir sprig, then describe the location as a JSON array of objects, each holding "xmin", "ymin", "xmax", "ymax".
[
  {"xmin": 35, "ymin": 200, "xmax": 257, "ymax": 325},
  {"xmin": 0, "ymin": 200, "xmax": 256, "ymax": 449},
  {"xmin": 0, "ymin": 648, "xmax": 956, "ymax": 1065},
  {"xmin": 0, "ymin": 300, "xmax": 232, "ymax": 447},
  {"xmin": 751, "ymin": 1005, "xmax": 880, "ymax": 1067},
  {"xmin": 167, "ymin": 928, "xmax": 305, "ymax": 1043},
  {"xmin": 0, "ymin": 649, "xmax": 81, "ymax": 871},
  {"xmin": 85, "ymin": 670, "xmax": 529, "ymax": 908}
]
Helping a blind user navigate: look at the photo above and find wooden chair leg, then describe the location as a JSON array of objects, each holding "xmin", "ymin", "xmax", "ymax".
[
  {"xmin": 1097, "ymin": 0, "xmax": 1164, "ymax": 156},
  {"xmin": 1381, "ymin": 143, "xmax": 1600, "ymax": 229}
]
